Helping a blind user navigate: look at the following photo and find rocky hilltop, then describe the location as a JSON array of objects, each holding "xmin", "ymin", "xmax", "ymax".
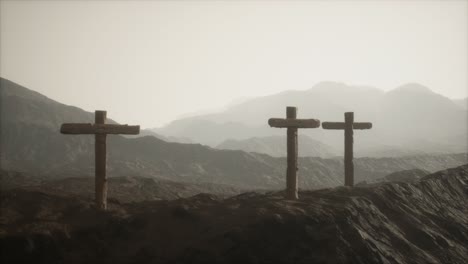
[{"xmin": 1, "ymin": 164, "xmax": 467, "ymax": 264}]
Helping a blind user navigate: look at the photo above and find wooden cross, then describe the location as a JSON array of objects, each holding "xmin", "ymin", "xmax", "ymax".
[
  {"xmin": 268, "ymin": 106, "xmax": 320, "ymax": 199},
  {"xmin": 60, "ymin": 110, "xmax": 140, "ymax": 210},
  {"xmin": 322, "ymin": 112, "xmax": 372, "ymax": 187}
]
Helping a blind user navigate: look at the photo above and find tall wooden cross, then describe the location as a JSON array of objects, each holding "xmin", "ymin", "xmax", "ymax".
[
  {"xmin": 60, "ymin": 110, "xmax": 140, "ymax": 210},
  {"xmin": 268, "ymin": 106, "xmax": 320, "ymax": 199},
  {"xmin": 322, "ymin": 112, "xmax": 372, "ymax": 187}
]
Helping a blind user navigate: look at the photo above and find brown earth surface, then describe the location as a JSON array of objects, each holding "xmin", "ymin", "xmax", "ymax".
[{"xmin": 1, "ymin": 164, "xmax": 467, "ymax": 264}]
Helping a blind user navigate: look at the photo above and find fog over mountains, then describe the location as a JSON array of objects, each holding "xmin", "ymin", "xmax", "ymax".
[
  {"xmin": 454, "ymin": 97, "xmax": 468, "ymax": 110},
  {"xmin": 155, "ymin": 82, "xmax": 467, "ymax": 157},
  {"xmin": 2, "ymin": 1, "xmax": 467, "ymax": 262},
  {"xmin": 216, "ymin": 135, "xmax": 337, "ymax": 158},
  {"xmin": 2, "ymin": 76, "xmax": 468, "ymax": 263},
  {"xmin": 1, "ymin": 77, "xmax": 466, "ymax": 190}
]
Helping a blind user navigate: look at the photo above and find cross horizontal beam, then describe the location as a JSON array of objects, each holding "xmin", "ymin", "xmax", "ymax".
[
  {"xmin": 322, "ymin": 122, "xmax": 372, "ymax": 130},
  {"xmin": 268, "ymin": 118, "xmax": 320, "ymax": 128},
  {"xmin": 61, "ymin": 123, "xmax": 140, "ymax": 135}
]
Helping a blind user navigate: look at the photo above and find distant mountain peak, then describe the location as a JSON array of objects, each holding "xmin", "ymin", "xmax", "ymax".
[
  {"xmin": 308, "ymin": 81, "xmax": 347, "ymax": 92},
  {"xmin": 453, "ymin": 97, "xmax": 468, "ymax": 110},
  {"xmin": 1, "ymin": 77, "xmax": 52, "ymax": 103},
  {"xmin": 392, "ymin": 83, "xmax": 433, "ymax": 94},
  {"xmin": 308, "ymin": 81, "xmax": 381, "ymax": 94}
]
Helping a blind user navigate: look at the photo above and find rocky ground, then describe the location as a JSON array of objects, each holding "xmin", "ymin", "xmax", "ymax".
[
  {"xmin": 0, "ymin": 171, "xmax": 244, "ymax": 202},
  {"xmin": 355, "ymin": 168, "xmax": 430, "ymax": 186},
  {"xmin": 1, "ymin": 164, "xmax": 467, "ymax": 264}
]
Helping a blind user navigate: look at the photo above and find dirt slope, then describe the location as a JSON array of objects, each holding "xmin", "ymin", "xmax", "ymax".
[{"xmin": 1, "ymin": 164, "xmax": 467, "ymax": 264}]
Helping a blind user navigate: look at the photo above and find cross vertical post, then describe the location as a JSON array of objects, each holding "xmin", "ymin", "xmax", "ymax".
[
  {"xmin": 286, "ymin": 107, "xmax": 298, "ymax": 199},
  {"xmin": 268, "ymin": 106, "xmax": 320, "ymax": 199},
  {"xmin": 95, "ymin": 110, "xmax": 107, "ymax": 209},
  {"xmin": 344, "ymin": 112, "xmax": 354, "ymax": 186}
]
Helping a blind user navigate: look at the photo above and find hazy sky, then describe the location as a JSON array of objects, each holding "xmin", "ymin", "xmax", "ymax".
[{"xmin": 1, "ymin": 0, "xmax": 467, "ymax": 128}]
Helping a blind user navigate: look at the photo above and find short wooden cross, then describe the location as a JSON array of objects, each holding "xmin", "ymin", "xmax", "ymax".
[
  {"xmin": 60, "ymin": 110, "xmax": 140, "ymax": 210},
  {"xmin": 268, "ymin": 106, "xmax": 320, "ymax": 199},
  {"xmin": 322, "ymin": 112, "xmax": 372, "ymax": 187}
]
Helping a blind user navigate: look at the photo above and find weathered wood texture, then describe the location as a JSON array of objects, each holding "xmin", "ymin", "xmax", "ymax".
[
  {"xmin": 353, "ymin": 122, "xmax": 372, "ymax": 130},
  {"xmin": 321, "ymin": 112, "xmax": 372, "ymax": 187},
  {"xmin": 95, "ymin": 111, "xmax": 107, "ymax": 210},
  {"xmin": 268, "ymin": 118, "xmax": 320, "ymax": 128},
  {"xmin": 60, "ymin": 110, "xmax": 140, "ymax": 210},
  {"xmin": 344, "ymin": 112, "xmax": 354, "ymax": 187},
  {"xmin": 61, "ymin": 124, "xmax": 140, "ymax": 134},
  {"xmin": 322, "ymin": 122, "xmax": 372, "ymax": 130},
  {"xmin": 269, "ymin": 106, "xmax": 321, "ymax": 199},
  {"xmin": 286, "ymin": 107, "xmax": 298, "ymax": 200}
]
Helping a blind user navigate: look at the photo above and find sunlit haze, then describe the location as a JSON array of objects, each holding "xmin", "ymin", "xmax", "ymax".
[{"xmin": 1, "ymin": 0, "xmax": 467, "ymax": 128}]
